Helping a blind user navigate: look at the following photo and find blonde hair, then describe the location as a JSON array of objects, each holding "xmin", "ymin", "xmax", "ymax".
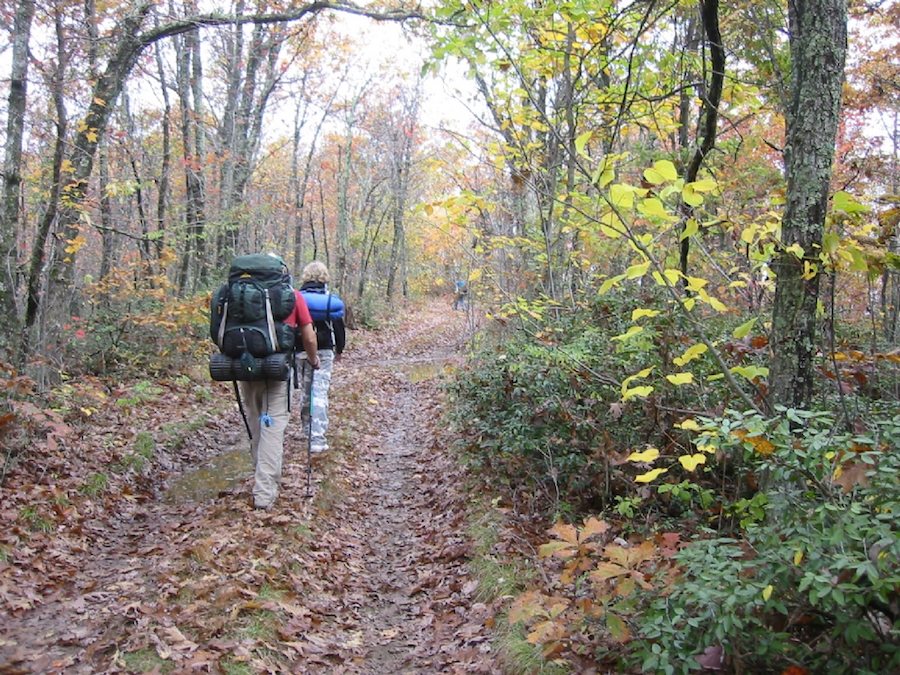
[{"xmin": 301, "ymin": 260, "xmax": 330, "ymax": 284}]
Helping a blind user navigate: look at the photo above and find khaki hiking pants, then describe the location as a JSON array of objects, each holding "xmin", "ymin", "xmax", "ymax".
[{"xmin": 239, "ymin": 378, "xmax": 290, "ymax": 508}]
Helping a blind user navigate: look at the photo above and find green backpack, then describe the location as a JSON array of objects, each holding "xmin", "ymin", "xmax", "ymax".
[{"xmin": 209, "ymin": 254, "xmax": 296, "ymax": 382}]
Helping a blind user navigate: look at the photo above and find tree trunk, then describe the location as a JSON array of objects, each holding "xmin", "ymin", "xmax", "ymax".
[
  {"xmin": 154, "ymin": 37, "xmax": 172, "ymax": 261},
  {"xmin": 47, "ymin": 1, "xmax": 155, "ymax": 313},
  {"xmin": 769, "ymin": 0, "xmax": 848, "ymax": 411},
  {"xmin": 98, "ymin": 141, "xmax": 115, "ymax": 280},
  {"xmin": 679, "ymin": 0, "xmax": 724, "ymax": 285},
  {"xmin": 20, "ymin": 9, "xmax": 68, "ymax": 361},
  {"xmin": 0, "ymin": 0, "xmax": 36, "ymax": 352},
  {"xmin": 386, "ymin": 89, "xmax": 419, "ymax": 300}
]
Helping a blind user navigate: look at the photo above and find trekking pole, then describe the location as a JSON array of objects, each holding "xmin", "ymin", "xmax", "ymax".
[
  {"xmin": 305, "ymin": 364, "xmax": 315, "ymax": 499},
  {"xmin": 233, "ymin": 381, "xmax": 252, "ymax": 440}
]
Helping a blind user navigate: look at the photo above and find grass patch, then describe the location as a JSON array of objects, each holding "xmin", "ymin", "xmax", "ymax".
[
  {"xmin": 257, "ymin": 583, "xmax": 285, "ymax": 602},
  {"xmin": 133, "ymin": 432, "xmax": 155, "ymax": 458},
  {"xmin": 292, "ymin": 523, "xmax": 313, "ymax": 540},
  {"xmin": 238, "ymin": 610, "xmax": 278, "ymax": 641},
  {"xmin": 496, "ymin": 620, "xmax": 570, "ymax": 675},
  {"xmin": 80, "ymin": 471, "xmax": 109, "ymax": 496},
  {"xmin": 19, "ymin": 506, "xmax": 55, "ymax": 533},
  {"xmin": 220, "ymin": 658, "xmax": 253, "ymax": 675},
  {"xmin": 161, "ymin": 413, "xmax": 213, "ymax": 450},
  {"xmin": 120, "ymin": 647, "xmax": 173, "ymax": 673},
  {"xmin": 466, "ymin": 500, "xmax": 565, "ymax": 672},
  {"xmin": 115, "ymin": 380, "xmax": 165, "ymax": 408}
]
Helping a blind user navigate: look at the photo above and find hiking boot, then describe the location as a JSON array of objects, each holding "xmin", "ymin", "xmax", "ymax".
[{"xmin": 310, "ymin": 444, "xmax": 328, "ymax": 454}]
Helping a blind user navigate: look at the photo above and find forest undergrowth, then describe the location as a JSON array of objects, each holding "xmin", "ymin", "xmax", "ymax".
[{"xmin": 447, "ymin": 290, "xmax": 900, "ymax": 674}]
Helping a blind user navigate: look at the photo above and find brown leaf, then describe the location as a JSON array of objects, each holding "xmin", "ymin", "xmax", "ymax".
[{"xmin": 548, "ymin": 521, "xmax": 579, "ymax": 545}]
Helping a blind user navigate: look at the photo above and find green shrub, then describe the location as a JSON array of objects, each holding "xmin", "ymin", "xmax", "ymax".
[
  {"xmin": 446, "ymin": 289, "xmax": 743, "ymax": 514},
  {"xmin": 632, "ymin": 410, "xmax": 900, "ymax": 674}
]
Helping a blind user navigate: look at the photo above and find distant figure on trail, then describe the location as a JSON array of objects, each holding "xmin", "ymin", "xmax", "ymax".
[
  {"xmin": 209, "ymin": 253, "xmax": 319, "ymax": 510},
  {"xmin": 453, "ymin": 279, "xmax": 468, "ymax": 311},
  {"xmin": 297, "ymin": 261, "xmax": 346, "ymax": 455}
]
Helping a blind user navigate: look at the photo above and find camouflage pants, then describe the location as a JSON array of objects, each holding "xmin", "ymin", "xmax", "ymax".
[{"xmin": 297, "ymin": 349, "xmax": 334, "ymax": 452}]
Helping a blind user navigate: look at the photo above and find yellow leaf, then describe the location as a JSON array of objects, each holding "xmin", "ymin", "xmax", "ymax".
[
  {"xmin": 631, "ymin": 308, "xmax": 660, "ymax": 321},
  {"xmin": 622, "ymin": 385, "xmax": 654, "ymax": 401},
  {"xmin": 685, "ymin": 276, "xmax": 708, "ymax": 292},
  {"xmin": 762, "ymin": 585, "xmax": 773, "ymax": 601},
  {"xmin": 703, "ymin": 293, "xmax": 728, "ymax": 312},
  {"xmin": 801, "ymin": 260, "xmax": 818, "ymax": 280},
  {"xmin": 638, "ymin": 197, "xmax": 669, "ymax": 219},
  {"xmin": 785, "ymin": 243, "xmax": 805, "ymax": 258},
  {"xmin": 675, "ymin": 419, "xmax": 700, "ymax": 431},
  {"xmin": 609, "ymin": 183, "xmax": 635, "ymax": 209},
  {"xmin": 731, "ymin": 366, "xmax": 769, "ymax": 381},
  {"xmin": 600, "ymin": 224, "xmax": 623, "ymax": 239},
  {"xmin": 740, "ymin": 226, "xmax": 757, "ymax": 244},
  {"xmin": 599, "ymin": 274, "xmax": 625, "ymax": 294},
  {"xmin": 627, "ymin": 447, "xmax": 660, "ymax": 463},
  {"xmin": 688, "ymin": 178, "xmax": 717, "ymax": 193},
  {"xmin": 697, "ymin": 443, "xmax": 717, "ymax": 454},
  {"xmin": 643, "ymin": 167, "xmax": 666, "ymax": 185},
  {"xmin": 793, "ymin": 550, "xmax": 804, "ymax": 566},
  {"xmin": 678, "ymin": 453, "xmax": 706, "ymax": 471},
  {"xmin": 622, "ymin": 367, "xmax": 654, "ymax": 390},
  {"xmin": 653, "ymin": 159, "xmax": 678, "ymax": 181},
  {"xmin": 635, "ymin": 468, "xmax": 668, "ymax": 483},
  {"xmin": 611, "ymin": 326, "xmax": 644, "ymax": 341},
  {"xmin": 680, "ymin": 218, "xmax": 699, "ymax": 241},
  {"xmin": 732, "ymin": 318, "xmax": 757, "ymax": 339},
  {"xmin": 644, "ymin": 159, "xmax": 678, "ymax": 185},
  {"xmin": 682, "ymin": 184, "xmax": 703, "ymax": 207},
  {"xmin": 625, "ymin": 261, "xmax": 650, "ymax": 279},
  {"xmin": 673, "ymin": 343, "xmax": 708, "ymax": 367},
  {"xmin": 575, "ymin": 130, "xmax": 592, "ymax": 156},
  {"xmin": 468, "ymin": 268, "xmax": 483, "ymax": 282},
  {"xmin": 666, "ymin": 372, "xmax": 694, "ymax": 385}
]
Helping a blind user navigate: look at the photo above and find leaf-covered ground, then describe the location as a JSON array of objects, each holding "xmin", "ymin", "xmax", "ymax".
[{"xmin": 0, "ymin": 301, "xmax": 501, "ymax": 673}]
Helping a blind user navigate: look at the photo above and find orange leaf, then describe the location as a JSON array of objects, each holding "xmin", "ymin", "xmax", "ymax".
[
  {"xmin": 548, "ymin": 521, "xmax": 579, "ymax": 545},
  {"xmin": 591, "ymin": 561, "xmax": 629, "ymax": 582},
  {"xmin": 580, "ymin": 517, "xmax": 610, "ymax": 542}
]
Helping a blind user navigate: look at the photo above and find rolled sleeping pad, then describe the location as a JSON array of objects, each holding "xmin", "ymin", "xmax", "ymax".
[
  {"xmin": 209, "ymin": 352, "xmax": 291, "ymax": 382},
  {"xmin": 300, "ymin": 291, "xmax": 344, "ymax": 321}
]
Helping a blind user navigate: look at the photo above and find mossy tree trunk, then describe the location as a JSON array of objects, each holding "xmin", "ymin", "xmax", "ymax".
[{"xmin": 769, "ymin": 0, "xmax": 848, "ymax": 411}]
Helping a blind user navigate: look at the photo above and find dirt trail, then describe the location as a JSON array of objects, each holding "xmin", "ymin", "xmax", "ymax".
[{"xmin": 0, "ymin": 301, "xmax": 497, "ymax": 673}]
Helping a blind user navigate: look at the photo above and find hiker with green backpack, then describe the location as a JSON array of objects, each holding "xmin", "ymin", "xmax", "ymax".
[{"xmin": 209, "ymin": 253, "xmax": 319, "ymax": 510}]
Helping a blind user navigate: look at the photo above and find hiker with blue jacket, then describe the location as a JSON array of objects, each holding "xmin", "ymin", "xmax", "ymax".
[{"xmin": 297, "ymin": 261, "xmax": 345, "ymax": 454}]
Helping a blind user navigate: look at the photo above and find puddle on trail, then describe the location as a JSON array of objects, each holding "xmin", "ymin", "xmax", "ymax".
[
  {"xmin": 404, "ymin": 361, "xmax": 456, "ymax": 384},
  {"xmin": 164, "ymin": 448, "xmax": 252, "ymax": 503}
]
